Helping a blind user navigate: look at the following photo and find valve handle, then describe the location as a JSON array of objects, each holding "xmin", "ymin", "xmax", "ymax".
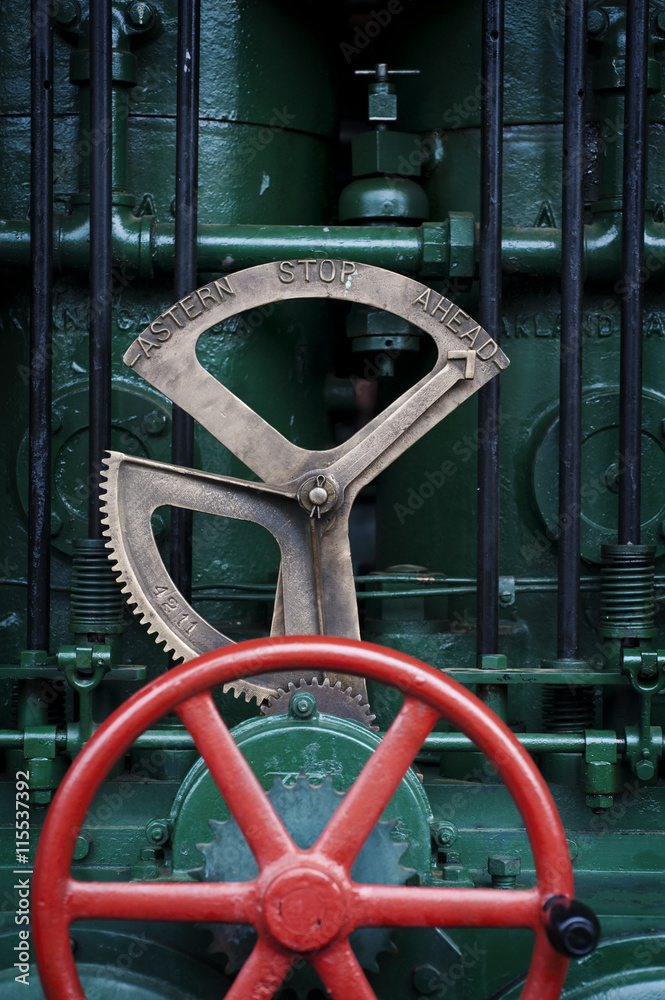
[{"xmin": 34, "ymin": 636, "xmax": 596, "ymax": 1000}]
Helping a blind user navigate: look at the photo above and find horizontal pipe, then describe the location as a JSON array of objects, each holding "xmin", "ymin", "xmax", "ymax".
[
  {"xmin": 0, "ymin": 728, "xmax": 627, "ymax": 756},
  {"xmin": 164, "ymin": 223, "xmax": 427, "ymax": 273},
  {"xmin": 422, "ymin": 732, "xmax": 589, "ymax": 753},
  {"xmin": 2, "ymin": 212, "xmax": 665, "ymax": 282}
]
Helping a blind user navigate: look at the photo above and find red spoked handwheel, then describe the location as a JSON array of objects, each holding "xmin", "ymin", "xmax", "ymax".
[{"xmin": 34, "ymin": 636, "xmax": 598, "ymax": 1000}]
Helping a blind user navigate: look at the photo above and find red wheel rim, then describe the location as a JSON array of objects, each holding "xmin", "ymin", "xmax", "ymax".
[{"xmin": 33, "ymin": 636, "xmax": 573, "ymax": 1000}]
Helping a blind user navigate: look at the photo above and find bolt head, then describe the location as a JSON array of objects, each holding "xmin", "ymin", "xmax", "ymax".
[
  {"xmin": 142, "ymin": 410, "xmax": 168, "ymax": 436},
  {"xmin": 73, "ymin": 833, "xmax": 91, "ymax": 860},
  {"xmin": 308, "ymin": 486, "xmax": 328, "ymax": 506},
  {"xmin": 145, "ymin": 818, "xmax": 171, "ymax": 846},
  {"xmin": 55, "ymin": 1, "xmax": 81, "ymax": 27},
  {"xmin": 288, "ymin": 691, "xmax": 317, "ymax": 720},
  {"xmin": 440, "ymin": 850, "xmax": 461, "ymax": 864},
  {"xmin": 441, "ymin": 863, "xmax": 466, "ymax": 882},
  {"xmin": 635, "ymin": 758, "xmax": 656, "ymax": 781},
  {"xmin": 488, "ymin": 854, "xmax": 521, "ymax": 877},
  {"xmin": 587, "ymin": 8, "xmax": 607, "ymax": 36},
  {"xmin": 125, "ymin": 1, "xmax": 156, "ymax": 28},
  {"xmin": 431, "ymin": 820, "xmax": 457, "ymax": 848}
]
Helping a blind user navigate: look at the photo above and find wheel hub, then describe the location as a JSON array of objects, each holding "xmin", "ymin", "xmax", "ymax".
[{"xmin": 263, "ymin": 866, "xmax": 346, "ymax": 951}]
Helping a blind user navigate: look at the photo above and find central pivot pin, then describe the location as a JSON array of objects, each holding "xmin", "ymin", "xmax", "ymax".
[
  {"xmin": 297, "ymin": 474, "xmax": 338, "ymax": 518},
  {"xmin": 263, "ymin": 867, "xmax": 346, "ymax": 951},
  {"xmin": 309, "ymin": 485, "xmax": 328, "ymax": 506}
]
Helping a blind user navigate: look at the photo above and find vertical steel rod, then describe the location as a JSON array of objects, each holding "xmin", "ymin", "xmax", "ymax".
[
  {"xmin": 88, "ymin": 0, "xmax": 113, "ymax": 538},
  {"xmin": 557, "ymin": 0, "xmax": 586, "ymax": 660},
  {"xmin": 618, "ymin": 0, "xmax": 648, "ymax": 545},
  {"xmin": 476, "ymin": 0, "xmax": 504, "ymax": 658},
  {"xmin": 171, "ymin": 0, "xmax": 200, "ymax": 603},
  {"xmin": 27, "ymin": 0, "xmax": 54, "ymax": 651}
]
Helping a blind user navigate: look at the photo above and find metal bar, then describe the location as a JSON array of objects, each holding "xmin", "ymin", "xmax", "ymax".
[
  {"xmin": 170, "ymin": 0, "xmax": 200, "ymax": 603},
  {"xmin": 558, "ymin": 0, "xmax": 586, "ymax": 659},
  {"xmin": 88, "ymin": 0, "xmax": 113, "ymax": 538},
  {"xmin": 618, "ymin": 0, "xmax": 649, "ymax": 545},
  {"xmin": 27, "ymin": 0, "xmax": 54, "ymax": 651},
  {"xmin": 422, "ymin": 733, "xmax": 588, "ymax": 753},
  {"xmin": 476, "ymin": 0, "xmax": 504, "ymax": 658}
]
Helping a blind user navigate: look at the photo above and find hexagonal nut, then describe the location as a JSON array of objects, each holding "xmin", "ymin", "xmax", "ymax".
[
  {"xmin": 145, "ymin": 817, "xmax": 172, "ymax": 846},
  {"xmin": 420, "ymin": 222, "xmax": 450, "ymax": 278},
  {"xmin": 351, "ymin": 130, "xmax": 423, "ymax": 178},
  {"xmin": 368, "ymin": 89, "xmax": 398, "ymax": 121},
  {"xmin": 488, "ymin": 854, "xmax": 521, "ymax": 877},
  {"xmin": 440, "ymin": 863, "xmax": 468, "ymax": 883},
  {"xmin": 635, "ymin": 758, "xmax": 656, "ymax": 781},
  {"xmin": 431, "ymin": 820, "xmax": 458, "ymax": 848}
]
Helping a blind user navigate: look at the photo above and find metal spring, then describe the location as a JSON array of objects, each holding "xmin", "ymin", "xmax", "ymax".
[
  {"xmin": 542, "ymin": 685, "xmax": 596, "ymax": 733},
  {"xmin": 600, "ymin": 544, "xmax": 657, "ymax": 639},
  {"xmin": 69, "ymin": 538, "xmax": 124, "ymax": 636}
]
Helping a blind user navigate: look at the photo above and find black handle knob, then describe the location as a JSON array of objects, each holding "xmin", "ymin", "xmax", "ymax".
[{"xmin": 544, "ymin": 897, "xmax": 601, "ymax": 957}]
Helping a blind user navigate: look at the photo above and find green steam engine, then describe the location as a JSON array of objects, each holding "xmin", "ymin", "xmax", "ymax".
[{"xmin": 1, "ymin": 1, "xmax": 664, "ymax": 997}]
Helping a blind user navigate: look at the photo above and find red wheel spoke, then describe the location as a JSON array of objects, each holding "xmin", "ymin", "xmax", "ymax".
[
  {"xmin": 315, "ymin": 697, "xmax": 438, "ymax": 869},
  {"xmin": 65, "ymin": 878, "xmax": 258, "ymax": 925},
  {"xmin": 177, "ymin": 691, "xmax": 294, "ymax": 867},
  {"xmin": 224, "ymin": 935, "xmax": 294, "ymax": 1000},
  {"xmin": 350, "ymin": 884, "xmax": 541, "ymax": 930},
  {"xmin": 311, "ymin": 938, "xmax": 379, "ymax": 1000},
  {"xmin": 521, "ymin": 932, "xmax": 569, "ymax": 1000}
]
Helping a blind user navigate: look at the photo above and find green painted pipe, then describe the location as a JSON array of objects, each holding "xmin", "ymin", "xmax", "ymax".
[{"xmin": 2, "ymin": 210, "xmax": 665, "ymax": 280}]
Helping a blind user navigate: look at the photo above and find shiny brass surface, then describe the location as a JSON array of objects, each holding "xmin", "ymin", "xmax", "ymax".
[{"xmin": 101, "ymin": 260, "xmax": 508, "ymax": 704}]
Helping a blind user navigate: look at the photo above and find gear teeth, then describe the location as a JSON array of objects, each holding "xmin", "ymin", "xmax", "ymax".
[
  {"xmin": 223, "ymin": 683, "xmax": 266, "ymax": 703},
  {"xmin": 96, "ymin": 451, "xmax": 181, "ymax": 658},
  {"xmin": 261, "ymin": 676, "xmax": 377, "ymax": 730}
]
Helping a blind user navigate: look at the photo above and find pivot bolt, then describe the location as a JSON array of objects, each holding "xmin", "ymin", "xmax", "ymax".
[
  {"xmin": 488, "ymin": 854, "xmax": 521, "ymax": 888},
  {"xmin": 297, "ymin": 474, "xmax": 337, "ymax": 518},
  {"xmin": 309, "ymin": 485, "xmax": 328, "ymax": 506}
]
